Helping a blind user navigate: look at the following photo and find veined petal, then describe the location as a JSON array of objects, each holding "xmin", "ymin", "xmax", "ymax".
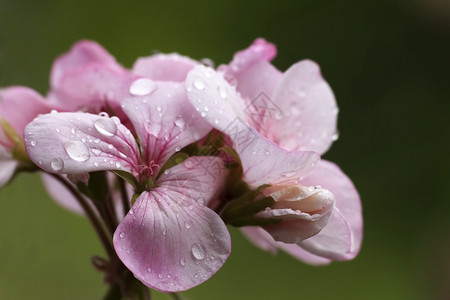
[
  {"xmin": 50, "ymin": 40, "xmax": 123, "ymax": 89},
  {"xmin": 121, "ymin": 81, "xmax": 211, "ymax": 168},
  {"xmin": 49, "ymin": 64, "xmax": 136, "ymax": 112},
  {"xmin": 133, "ymin": 53, "xmax": 199, "ymax": 82},
  {"xmin": 157, "ymin": 156, "xmax": 228, "ymax": 206},
  {"xmin": 185, "ymin": 66, "xmax": 319, "ymax": 187},
  {"xmin": 113, "ymin": 193, "xmax": 230, "ymax": 291},
  {"xmin": 0, "ymin": 87, "xmax": 53, "ymax": 149},
  {"xmin": 268, "ymin": 60, "xmax": 338, "ymax": 155},
  {"xmin": 24, "ymin": 112, "xmax": 140, "ymax": 175},
  {"xmin": 299, "ymin": 160, "xmax": 362, "ymax": 260}
]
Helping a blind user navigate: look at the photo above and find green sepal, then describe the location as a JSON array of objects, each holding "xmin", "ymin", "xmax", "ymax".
[
  {"xmin": 111, "ymin": 170, "xmax": 138, "ymax": 191},
  {"xmin": 76, "ymin": 171, "xmax": 109, "ymax": 204}
]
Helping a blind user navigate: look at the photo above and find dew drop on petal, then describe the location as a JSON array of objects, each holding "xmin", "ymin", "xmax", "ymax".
[
  {"xmin": 119, "ymin": 232, "xmax": 125, "ymax": 238},
  {"xmin": 30, "ymin": 140, "xmax": 37, "ymax": 146},
  {"xmin": 129, "ymin": 78, "xmax": 156, "ymax": 96},
  {"xmin": 94, "ymin": 118, "xmax": 117, "ymax": 137},
  {"xmin": 332, "ymin": 131, "xmax": 340, "ymax": 141},
  {"xmin": 91, "ymin": 148, "xmax": 101, "ymax": 155},
  {"xmin": 218, "ymin": 85, "xmax": 228, "ymax": 99},
  {"xmin": 184, "ymin": 222, "xmax": 191, "ymax": 229},
  {"xmin": 193, "ymin": 80, "xmax": 205, "ymax": 90},
  {"xmin": 50, "ymin": 158, "xmax": 64, "ymax": 172},
  {"xmin": 64, "ymin": 141, "xmax": 90, "ymax": 162},
  {"xmin": 147, "ymin": 267, "xmax": 152, "ymax": 273},
  {"xmin": 174, "ymin": 117, "xmax": 186, "ymax": 129},
  {"xmin": 191, "ymin": 243, "xmax": 206, "ymax": 260},
  {"xmin": 180, "ymin": 258, "xmax": 186, "ymax": 267}
]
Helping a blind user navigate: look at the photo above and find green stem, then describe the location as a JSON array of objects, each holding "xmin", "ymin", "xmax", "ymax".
[
  {"xmin": 50, "ymin": 173, "xmax": 115, "ymax": 261},
  {"xmin": 118, "ymin": 177, "xmax": 131, "ymax": 216}
]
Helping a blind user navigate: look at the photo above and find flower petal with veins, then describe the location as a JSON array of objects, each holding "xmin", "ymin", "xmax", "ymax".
[
  {"xmin": 114, "ymin": 157, "xmax": 230, "ymax": 292},
  {"xmin": 25, "ymin": 112, "xmax": 140, "ymax": 175}
]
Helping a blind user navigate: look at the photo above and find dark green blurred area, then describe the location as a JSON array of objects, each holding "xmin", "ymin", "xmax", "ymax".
[{"xmin": 1, "ymin": 0, "xmax": 449, "ymax": 299}]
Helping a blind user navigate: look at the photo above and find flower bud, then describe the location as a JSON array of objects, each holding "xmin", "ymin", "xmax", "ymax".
[{"xmin": 257, "ymin": 184, "xmax": 335, "ymax": 244}]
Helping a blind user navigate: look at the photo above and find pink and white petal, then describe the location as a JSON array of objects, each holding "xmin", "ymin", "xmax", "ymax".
[
  {"xmin": 133, "ymin": 53, "xmax": 199, "ymax": 82},
  {"xmin": 24, "ymin": 112, "xmax": 140, "ymax": 175},
  {"xmin": 268, "ymin": 60, "xmax": 338, "ymax": 155},
  {"xmin": 113, "ymin": 190, "xmax": 231, "ymax": 292},
  {"xmin": 257, "ymin": 206, "xmax": 332, "ymax": 244},
  {"xmin": 186, "ymin": 65, "xmax": 248, "ymax": 132},
  {"xmin": 0, "ymin": 87, "xmax": 53, "ymax": 148},
  {"xmin": 41, "ymin": 173, "xmax": 85, "ymax": 215},
  {"xmin": 186, "ymin": 66, "xmax": 319, "ymax": 187},
  {"xmin": 240, "ymin": 226, "xmax": 278, "ymax": 254},
  {"xmin": 157, "ymin": 156, "xmax": 227, "ymax": 206},
  {"xmin": 219, "ymin": 38, "xmax": 277, "ymax": 79},
  {"xmin": 49, "ymin": 64, "xmax": 136, "ymax": 112},
  {"xmin": 50, "ymin": 40, "xmax": 123, "ymax": 88},
  {"xmin": 299, "ymin": 208, "xmax": 354, "ymax": 260},
  {"xmin": 300, "ymin": 160, "xmax": 362, "ymax": 259},
  {"xmin": 0, "ymin": 148, "xmax": 17, "ymax": 187},
  {"xmin": 241, "ymin": 226, "xmax": 331, "ymax": 265},
  {"xmin": 232, "ymin": 60, "xmax": 282, "ymax": 106},
  {"xmin": 121, "ymin": 81, "xmax": 211, "ymax": 167},
  {"xmin": 277, "ymin": 241, "xmax": 331, "ymax": 265}
]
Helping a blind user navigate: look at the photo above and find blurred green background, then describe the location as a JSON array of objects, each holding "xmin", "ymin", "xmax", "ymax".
[{"xmin": 1, "ymin": 0, "xmax": 449, "ymax": 299}]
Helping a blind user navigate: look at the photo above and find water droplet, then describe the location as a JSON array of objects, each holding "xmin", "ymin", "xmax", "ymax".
[
  {"xmin": 200, "ymin": 112, "xmax": 206, "ymax": 118},
  {"xmin": 332, "ymin": 131, "xmax": 340, "ymax": 141},
  {"xmin": 94, "ymin": 118, "xmax": 117, "ymax": 137},
  {"xmin": 30, "ymin": 140, "xmax": 37, "ymax": 146},
  {"xmin": 183, "ymin": 160, "xmax": 194, "ymax": 169},
  {"xmin": 50, "ymin": 110, "xmax": 58, "ymax": 114},
  {"xmin": 180, "ymin": 258, "xmax": 186, "ymax": 267},
  {"xmin": 185, "ymin": 222, "xmax": 191, "ymax": 229},
  {"xmin": 175, "ymin": 146, "xmax": 181, "ymax": 152},
  {"xmin": 218, "ymin": 86, "xmax": 228, "ymax": 99},
  {"xmin": 198, "ymin": 198, "xmax": 205, "ymax": 206},
  {"xmin": 94, "ymin": 162, "xmax": 99, "ymax": 167},
  {"xmin": 55, "ymin": 128, "xmax": 61, "ymax": 133},
  {"xmin": 115, "ymin": 162, "xmax": 121, "ymax": 168},
  {"xmin": 158, "ymin": 273, "xmax": 163, "ymax": 279},
  {"xmin": 200, "ymin": 58, "xmax": 215, "ymax": 68},
  {"xmin": 191, "ymin": 243, "xmax": 206, "ymax": 260},
  {"xmin": 264, "ymin": 150, "xmax": 270, "ymax": 156},
  {"xmin": 99, "ymin": 112, "xmax": 109, "ymax": 117},
  {"xmin": 119, "ymin": 232, "xmax": 125, "ymax": 238},
  {"xmin": 203, "ymin": 106, "xmax": 209, "ymax": 112},
  {"xmin": 193, "ymin": 80, "xmax": 205, "ymax": 90},
  {"xmin": 214, "ymin": 118, "xmax": 220, "ymax": 125},
  {"xmin": 147, "ymin": 267, "xmax": 152, "ymax": 273},
  {"xmin": 50, "ymin": 158, "xmax": 64, "ymax": 172},
  {"xmin": 174, "ymin": 117, "xmax": 186, "ymax": 129},
  {"xmin": 91, "ymin": 148, "xmax": 101, "ymax": 155},
  {"xmin": 129, "ymin": 78, "xmax": 156, "ymax": 96},
  {"xmin": 129, "ymin": 209, "xmax": 135, "ymax": 215},
  {"xmin": 162, "ymin": 228, "xmax": 167, "ymax": 236},
  {"xmin": 164, "ymin": 169, "xmax": 171, "ymax": 175},
  {"xmin": 64, "ymin": 141, "xmax": 90, "ymax": 162},
  {"xmin": 156, "ymin": 106, "xmax": 162, "ymax": 112}
]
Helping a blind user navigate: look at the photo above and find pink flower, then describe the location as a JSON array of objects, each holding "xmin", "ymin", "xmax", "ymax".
[
  {"xmin": 185, "ymin": 39, "xmax": 362, "ymax": 262},
  {"xmin": 25, "ymin": 71, "xmax": 231, "ymax": 291},
  {"xmin": 0, "ymin": 86, "xmax": 54, "ymax": 187}
]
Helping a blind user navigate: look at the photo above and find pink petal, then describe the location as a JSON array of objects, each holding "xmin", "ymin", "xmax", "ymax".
[
  {"xmin": 24, "ymin": 112, "xmax": 140, "ymax": 175},
  {"xmin": 49, "ymin": 64, "xmax": 136, "ymax": 112},
  {"xmin": 50, "ymin": 40, "xmax": 123, "ymax": 89},
  {"xmin": 0, "ymin": 147, "xmax": 17, "ymax": 187},
  {"xmin": 240, "ymin": 226, "xmax": 277, "ymax": 254},
  {"xmin": 257, "ymin": 204, "xmax": 333, "ymax": 244},
  {"xmin": 241, "ymin": 226, "xmax": 331, "ymax": 265},
  {"xmin": 219, "ymin": 38, "xmax": 277, "ymax": 80},
  {"xmin": 185, "ymin": 66, "xmax": 319, "ymax": 187},
  {"xmin": 133, "ymin": 53, "xmax": 199, "ymax": 82},
  {"xmin": 232, "ymin": 60, "xmax": 282, "ymax": 107},
  {"xmin": 121, "ymin": 80, "xmax": 211, "ymax": 167},
  {"xmin": 267, "ymin": 60, "xmax": 338, "ymax": 155},
  {"xmin": 114, "ymin": 157, "xmax": 230, "ymax": 292},
  {"xmin": 299, "ymin": 208, "xmax": 353, "ymax": 260},
  {"xmin": 0, "ymin": 86, "xmax": 53, "ymax": 149},
  {"xmin": 41, "ymin": 173, "xmax": 86, "ymax": 215},
  {"xmin": 299, "ymin": 160, "xmax": 362, "ymax": 260}
]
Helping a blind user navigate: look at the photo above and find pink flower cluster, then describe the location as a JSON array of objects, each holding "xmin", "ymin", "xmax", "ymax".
[{"xmin": 0, "ymin": 39, "xmax": 362, "ymax": 293}]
